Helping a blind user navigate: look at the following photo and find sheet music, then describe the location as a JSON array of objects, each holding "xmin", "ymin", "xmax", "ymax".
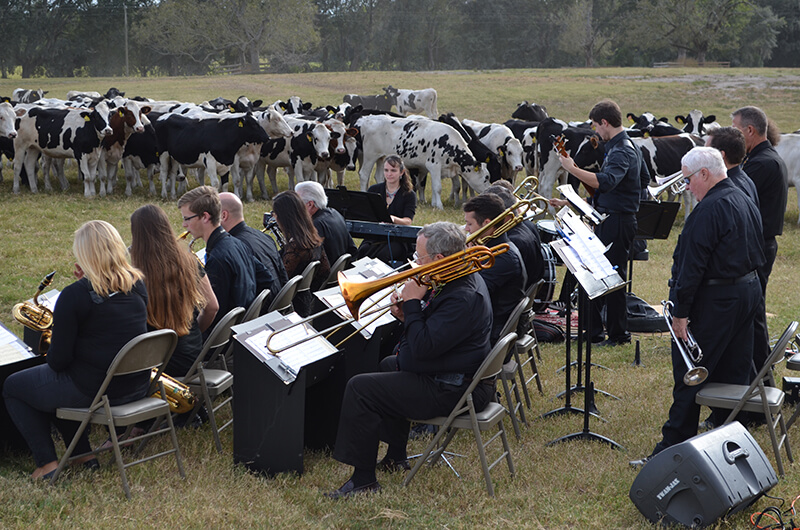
[
  {"xmin": 556, "ymin": 184, "xmax": 607, "ymax": 225},
  {"xmin": 0, "ymin": 325, "xmax": 34, "ymax": 365},
  {"xmin": 243, "ymin": 313, "xmax": 337, "ymax": 376},
  {"xmin": 320, "ymin": 289, "xmax": 396, "ymax": 338},
  {"xmin": 554, "ymin": 209, "xmax": 619, "ymax": 281}
]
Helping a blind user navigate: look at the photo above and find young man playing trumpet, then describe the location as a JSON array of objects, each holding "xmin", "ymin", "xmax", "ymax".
[
  {"xmin": 630, "ymin": 147, "xmax": 764, "ymax": 467},
  {"xmin": 325, "ymin": 222, "xmax": 494, "ymax": 499}
]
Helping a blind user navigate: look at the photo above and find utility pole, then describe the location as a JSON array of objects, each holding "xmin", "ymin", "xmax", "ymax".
[{"xmin": 124, "ymin": 3, "xmax": 129, "ymax": 76}]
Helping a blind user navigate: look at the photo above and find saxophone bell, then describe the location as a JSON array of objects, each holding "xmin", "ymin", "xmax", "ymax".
[{"xmin": 12, "ymin": 271, "xmax": 56, "ymax": 355}]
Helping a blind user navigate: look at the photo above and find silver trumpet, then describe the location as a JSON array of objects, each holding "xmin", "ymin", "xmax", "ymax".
[
  {"xmin": 647, "ymin": 170, "xmax": 686, "ymax": 202},
  {"xmin": 662, "ymin": 300, "xmax": 708, "ymax": 386}
]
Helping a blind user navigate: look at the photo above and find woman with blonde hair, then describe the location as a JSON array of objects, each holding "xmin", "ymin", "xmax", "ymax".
[
  {"xmin": 3, "ymin": 220, "xmax": 149, "ymax": 479},
  {"xmin": 130, "ymin": 204, "xmax": 218, "ymax": 376}
]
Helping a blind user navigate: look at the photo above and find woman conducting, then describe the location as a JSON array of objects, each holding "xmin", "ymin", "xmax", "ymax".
[
  {"xmin": 3, "ymin": 221, "xmax": 149, "ymax": 479},
  {"xmin": 130, "ymin": 204, "xmax": 219, "ymax": 377},
  {"xmin": 272, "ymin": 190, "xmax": 331, "ymax": 316},
  {"xmin": 357, "ymin": 155, "xmax": 417, "ymax": 266}
]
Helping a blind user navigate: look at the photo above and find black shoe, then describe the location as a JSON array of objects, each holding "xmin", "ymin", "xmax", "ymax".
[
  {"xmin": 580, "ymin": 333, "xmax": 605, "ymax": 344},
  {"xmin": 597, "ymin": 337, "xmax": 631, "ymax": 347},
  {"xmin": 82, "ymin": 458, "xmax": 100, "ymax": 472},
  {"xmin": 324, "ymin": 479, "xmax": 381, "ymax": 500},
  {"xmin": 629, "ymin": 456, "xmax": 650, "ymax": 469},
  {"xmin": 377, "ymin": 457, "xmax": 411, "ymax": 473}
]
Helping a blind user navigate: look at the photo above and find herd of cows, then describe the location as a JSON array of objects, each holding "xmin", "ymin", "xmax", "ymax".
[{"xmin": 2, "ymin": 85, "xmax": 800, "ymax": 221}]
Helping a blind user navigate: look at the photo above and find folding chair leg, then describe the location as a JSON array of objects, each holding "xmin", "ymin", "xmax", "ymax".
[
  {"xmin": 101, "ymin": 398, "xmax": 133, "ymax": 499},
  {"xmin": 198, "ymin": 368, "xmax": 224, "ymax": 453},
  {"xmin": 163, "ymin": 408, "xmax": 187, "ymax": 478},
  {"xmin": 526, "ymin": 351, "xmax": 544, "ymax": 396},
  {"xmin": 499, "ymin": 374, "xmax": 522, "ymax": 440},
  {"xmin": 50, "ymin": 414, "xmax": 94, "ymax": 485},
  {"xmin": 469, "ymin": 410, "xmax": 494, "ymax": 496}
]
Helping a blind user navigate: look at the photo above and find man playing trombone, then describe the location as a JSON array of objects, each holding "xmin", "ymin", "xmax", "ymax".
[
  {"xmin": 630, "ymin": 147, "xmax": 764, "ymax": 467},
  {"xmin": 325, "ymin": 222, "xmax": 494, "ymax": 499}
]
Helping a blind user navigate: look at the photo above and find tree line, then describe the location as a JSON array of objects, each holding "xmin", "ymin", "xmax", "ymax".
[{"xmin": 2, "ymin": 0, "xmax": 798, "ymax": 78}]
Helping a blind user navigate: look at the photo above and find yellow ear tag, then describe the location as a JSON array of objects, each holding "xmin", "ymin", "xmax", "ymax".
[
  {"xmin": 532, "ymin": 137, "xmax": 537, "ymax": 143},
  {"xmin": 644, "ymin": 132, "xmax": 650, "ymax": 138},
  {"xmin": 485, "ymin": 155, "xmax": 491, "ymax": 163},
  {"xmin": 307, "ymin": 133, "xmax": 313, "ymax": 141},
  {"xmin": 84, "ymin": 115, "xmax": 90, "ymax": 122},
  {"xmin": 118, "ymin": 110, "xmax": 124, "ymax": 117},
  {"xmin": 238, "ymin": 119, "xmax": 243, "ymax": 127},
  {"xmin": 474, "ymin": 165, "xmax": 480, "ymax": 171},
  {"xmin": 628, "ymin": 117, "xmax": 634, "ymax": 123}
]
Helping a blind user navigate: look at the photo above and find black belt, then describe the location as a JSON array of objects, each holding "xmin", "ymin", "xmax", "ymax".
[{"xmin": 704, "ymin": 270, "xmax": 757, "ymax": 286}]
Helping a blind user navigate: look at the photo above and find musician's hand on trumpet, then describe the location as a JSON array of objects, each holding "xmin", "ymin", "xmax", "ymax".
[{"xmin": 672, "ymin": 316, "xmax": 689, "ymax": 342}]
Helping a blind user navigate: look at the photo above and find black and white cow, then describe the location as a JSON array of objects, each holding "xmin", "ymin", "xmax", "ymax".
[
  {"xmin": 462, "ymin": 119, "xmax": 525, "ymax": 182},
  {"xmin": 154, "ymin": 112, "xmax": 270, "ymax": 199},
  {"xmin": 97, "ymin": 99, "xmax": 151, "ymax": 196},
  {"xmin": 343, "ymin": 93, "xmax": 393, "ymax": 112},
  {"xmin": 354, "ymin": 114, "xmax": 489, "ymax": 209},
  {"xmin": 382, "ymin": 86, "xmax": 439, "ymax": 119},
  {"xmin": 104, "ymin": 88, "xmax": 125, "ymax": 99},
  {"xmin": 12, "ymin": 88, "xmax": 48, "ymax": 103},
  {"xmin": 66, "ymin": 90, "xmax": 101, "ymax": 100},
  {"xmin": 675, "ymin": 110, "xmax": 720, "ymax": 137},
  {"xmin": 13, "ymin": 101, "xmax": 114, "ymax": 195},
  {"xmin": 511, "ymin": 101, "xmax": 548, "ymax": 122},
  {"xmin": 0, "ymin": 102, "xmax": 22, "ymax": 184},
  {"xmin": 253, "ymin": 115, "xmax": 333, "ymax": 200},
  {"xmin": 627, "ymin": 112, "xmax": 684, "ymax": 137},
  {"xmin": 122, "ymin": 120, "xmax": 161, "ymax": 196},
  {"xmin": 273, "ymin": 96, "xmax": 313, "ymax": 116},
  {"xmin": 536, "ymin": 117, "xmax": 604, "ymax": 200}
]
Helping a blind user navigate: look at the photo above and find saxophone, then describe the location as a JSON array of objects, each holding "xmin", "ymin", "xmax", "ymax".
[
  {"xmin": 150, "ymin": 369, "xmax": 197, "ymax": 414},
  {"xmin": 12, "ymin": 271, "xmax": 56, "ymax": 354}
]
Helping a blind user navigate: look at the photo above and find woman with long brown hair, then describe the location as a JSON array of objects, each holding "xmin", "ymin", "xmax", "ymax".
[
  {"xmin": 272, "ymin": 190, "xmax": 330, "ymax": 316},
  {"xmin": 130, "ymin": 204, "xmax": 218, "ymax": 376}
]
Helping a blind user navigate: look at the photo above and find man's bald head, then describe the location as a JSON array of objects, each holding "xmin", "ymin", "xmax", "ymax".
[{"xmin": 219, "ymin": 192, "xmax": 244, "ymax": 231}]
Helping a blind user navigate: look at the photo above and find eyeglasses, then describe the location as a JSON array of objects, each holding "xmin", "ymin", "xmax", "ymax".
[
  {"xmin": 412, "ymin": 251, "xmax": 430, "ymax": 263},
  {"xmin": 683, "ymin": 168, "xmax": 704, "ymax": 186},
  {"xmin": 182, "ymin": 213, "xmax": 199, "ymax": 222}
]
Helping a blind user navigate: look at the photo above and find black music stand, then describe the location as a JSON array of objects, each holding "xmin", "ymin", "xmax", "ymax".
[
  {"xmin": 628, "ymin": 200, "xmax": 680, "ymax": 292},
  {"xmin": 545, "ymin": 213, "xmax": 626, "ymax": 450},
  {"xmin": 325, "ymin": 186, "xmax": 392, "ymax": 222},
  {"xmin": 232, "ymin": 311, "xmax": 341, "ymax": 476}
]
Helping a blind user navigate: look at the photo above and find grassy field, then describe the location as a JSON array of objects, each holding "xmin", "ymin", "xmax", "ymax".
[{"xmin": 2, "ymin": 68, "xmax": 800, "ymax": 528}]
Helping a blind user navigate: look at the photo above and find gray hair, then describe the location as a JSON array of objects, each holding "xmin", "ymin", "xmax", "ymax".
[
  {"xmin": 418, "ymin": 222, "xmax": 466, "ymax": 257},
  {"xmin": 681, "ymin": 146, "xmax": 727, "ymax": 178},
  {"xmin": 484, "ymin": 185, "xmax": 516, "ymax": 209},
  {"xmin": 295, "ymin": 181, "xmax": 328, "ymax": 209},
  {"xmin": 732, "ymin": 106, "xmax": 768, "ymax": 136}
]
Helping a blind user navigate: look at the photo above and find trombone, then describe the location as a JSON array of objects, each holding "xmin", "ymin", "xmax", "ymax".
[
  {"xmin": 264, "ymin": 243, "xmax": 510, "ymax": 354},
  {"xmin": 662, "ymin": 300, "xmax": 708, "ymax": 386},
  {"xmin": 647, "ymin": 170, "xmax": 685, "ymax": 202},
  {"xmin": 466, "ymin": 194, "xmax": 549, "ymax": 246}
]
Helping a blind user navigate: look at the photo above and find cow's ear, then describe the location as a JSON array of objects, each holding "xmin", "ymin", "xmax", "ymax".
[
  {"xmin": 345, "ymin": 127, "xmax": 358, "ymax": 137},
  {"xmin": 43, "ymin": 91, "xmax": 48, "ymax": 95},
  {"xmin": 675, "ymin": 115, "xmax": 686, "ymax": 124},
  {"xmin": 141, "ymin": 106, "xmax": 152, "ymax": 114},
  {"xmin": 705, "ymin": 115, "xmax": 716, "ymax": 123},
  {"xmin": 118, "ymin": 110, "xmax": 124, "ymax": 117},
  {"xmin": 627, "ymin": 113, "xmax": 635, "ymax": 123},
  {"xmin": 84, "ymin": 115, "xmax": 91, "ymax": 122},
  {"xmin": 644, "ymin": 131, "xmax": 650, "ymax": 138},
  {"xmin": 251, "ymin": 100, "xmax": 262, "ymax": 107},
  {"xmin": 474, "ymin": 164, "xmax": 481, "ymax": 172},
  {"xmin": 302, "ymin": 102, "xmax": 312, "ymax": 110},
  {"xmin": 659, "ymin": 117, "xmax": 669, "ymax": 123},
  {"xmin": 590, "ymin": 136, "xmax": 599, "ymax": 149},
  {"xmin": 497, "ymin": 146, "xmax": 505, "ymax": 157},
  {"xmin": 485, "ymin": 154, "xmax": 491, "ymax": 163},
  {"xmin": 279, "ymin": 102, "xmax": 287, "ymax": 110},
  {"xmin": 306, "ymin": 133, "xmax": 313, "ymax": 142},
  {"xmin": 238, "ymin": 119, "xmax": 244, "ymax": 128}
]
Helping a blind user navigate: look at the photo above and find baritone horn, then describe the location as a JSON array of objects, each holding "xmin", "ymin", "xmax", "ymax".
[
  {"xmin": 466, "ymin": 195, "xmax": 549, "ymax": 246},
  {"xmin": 150, "ymin": 369, "xmax": 197, "ymax": 414},
  {"xmin": 265, "ymin": 243, "xmax": 510, "ymax": 354},
  {"xmin": 662, "ymin": 300, "xmax": 708, "ymax": 386},
  {"xmin": 648, "ymin": 170, "xmax": 685, "ymax": 202},
  {"xmin": 12, "ymin": 271, "xmax": 56, "ymax": 354}
]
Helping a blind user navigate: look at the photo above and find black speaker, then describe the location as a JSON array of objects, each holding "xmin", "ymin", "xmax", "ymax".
[{"xmin": 630, "ymin": 421, "xmax": 778, "ymax": 528}]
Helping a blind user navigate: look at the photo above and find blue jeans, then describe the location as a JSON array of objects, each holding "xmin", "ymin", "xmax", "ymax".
[{"xmin": 4, "ymin": 364, "xmax": 97, "ymax": 467}]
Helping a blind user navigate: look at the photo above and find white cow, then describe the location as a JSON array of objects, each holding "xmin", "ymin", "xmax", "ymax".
[
  {"xmin": 354, "ymin": 114, "xmax": 490, "ymax": 209},
  {"xmin": 775, "ymin": 133, "xmax": 800, "ymax": 224},
  {"xmin": 675, "ymin": 110, "xmax": 720, "ymax": 137},
  {"xmin": 383, "ymin": 86, "xmax": 439, "ymax": 119}
]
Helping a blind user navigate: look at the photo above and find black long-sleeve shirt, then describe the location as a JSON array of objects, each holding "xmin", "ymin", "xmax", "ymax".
[
  {"xmin": 48, "ymin": 278, "xmax": 149, "ymax": 399},
  {"xmin": 397, "ymin": 273, "xmax": 492, "ymax": 376},
  {"xmin": 670, "ymin": 178, "xmax": 765, "ymax": 319},
  {"xmin": 593, "ymin": 130, "xmax": 646, "ymax": 214},
  {"xmin": 228, "ymin": 220, "xmax": 287, "ymax": 295},
  {"xmin": 727, "ymin": 165, "xmax": 759, "ymax": 207},
  {"xmin": 477, "ymin": 233, "xmax": 526, "ymax": 344},
  {"xmin": 742, "ymin": 140, "xmax": 787, "ymax": 239},
  {"xmin": 312, "ymin": 207, "xmax": 357, "ymax": 264}
]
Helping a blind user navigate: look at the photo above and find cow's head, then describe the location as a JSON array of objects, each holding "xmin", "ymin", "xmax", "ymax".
[
  {"xmin": 89, "ymin": 101, "xmax": 114, "ymax": 136},
  {"xmin": 104, "ymin": 87, "xmax": 125, "ymax": 99},
  {"xmin": 257, "ymin": 107, "xmax": 292, "ymax": 138},
  {"xmin": 511, "ymin": 101, "xmax": 548, "ymax": 122},
  {"xmin": 239, "ymin": 113, "xmax": 270, "ymax": 145},
  {"xmin": 0, "ymin": 102, "xmax": 18, "ymax": 139},
  {"xmin": 383, "ymin": 85, "xmax": 399, "ymax": 103},
  {"xmin": 324, "ymin": 119, "xmax": 348, "ymax": 155},
  {"xmin": 307, "ymin": 122, "xmax": 331, "ymax": 159}
]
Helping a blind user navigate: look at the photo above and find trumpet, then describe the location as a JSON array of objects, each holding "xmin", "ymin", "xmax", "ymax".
[
  {"xmin": 12, "ymin": 271, "xmax": 56, "ymax": 354},
  {"xmin": 265, "ymin": 243, "xmax": 510, "ymax": 354},
  {"xmin": 466, "ymin": 195, "xmax": 549, "ymax": 246},
  {"xmin": 662, "ymin": 300, "xmax": 708, "ymax": 386},
  {"xmin": 647, "ymin": 170, "xmax": 685, "ymax": 202}
]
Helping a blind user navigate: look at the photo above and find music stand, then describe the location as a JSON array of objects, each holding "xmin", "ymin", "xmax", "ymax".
[
  {"xmin": 325, "ymin": 186, "xmax": 392, "ymax": 222},
  {"xmin": 545, "ymin": 210, "xmax": 626, "ymax": 450},
  {"xmin": 628, "ymin": 200, "xmax": 680, "ymax": 292}
]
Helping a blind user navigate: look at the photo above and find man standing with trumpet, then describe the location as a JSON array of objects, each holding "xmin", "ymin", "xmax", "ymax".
[
  {"xmin": 325, "ymin": 222, "xmax": 494, "ymax": 499},
  {"xmin": 630, "ymin": 147, "xmax": 764, "ymax": 467}
]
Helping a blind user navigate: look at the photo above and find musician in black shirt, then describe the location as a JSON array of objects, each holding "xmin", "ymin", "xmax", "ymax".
[
  {"xmin": 632, "ymin": 148, "xmax": 764, "ymax": 466},
  {"xmin": 295, "ymin": 181, "xmax": 357, "ymax": 265},
  {"xmin": 732, "ymin": 106, "xmax": 787, "ymax": 371},
  {"xmin": 326, "ymin": 222, "xmax": 493, "ymax": 499}
]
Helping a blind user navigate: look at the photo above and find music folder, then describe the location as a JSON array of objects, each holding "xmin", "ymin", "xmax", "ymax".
[
  {"xmin": 325, "ymin": 186, "xmax": 392, "ymax": 222},
  {"xmin": 556, "ymin": 184, "xmax": 607, "ymax": 225},
  {"xmin": 551, "ymin": 208, "xmax": 625, "ymax": 300}
]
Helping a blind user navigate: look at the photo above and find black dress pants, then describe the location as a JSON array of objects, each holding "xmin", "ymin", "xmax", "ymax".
[
  {"xmin": 590, "ymin": 213, "xmax": 636, "ymax": 341},
  {"xmin": 332, "ymin": 356, "xmax": 492, "ymax": 471},
  {"xmin": 752, "ymin": 236, "xmax": 778, "ymax": 375}
]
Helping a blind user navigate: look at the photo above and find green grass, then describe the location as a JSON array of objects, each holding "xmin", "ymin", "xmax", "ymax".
[{"xmin": 2, "ymin": 68, "xmax": 800, "ymax": 528}]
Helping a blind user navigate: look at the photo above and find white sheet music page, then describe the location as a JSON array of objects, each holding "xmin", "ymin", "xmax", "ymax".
[
  {"xmin": 0, "ymin": 325, "xmax": 34, "ymax": 365},
  {"xmin": 320, "ymin": 288, "xmax": 396, "ymax": 338},
  {"xmin": 556, "ymin": 208, "xmax": 617, "ymax": 280},
  {"xmin": 245, "ymin": 313, "xmax": 337, "ymax": 375}
]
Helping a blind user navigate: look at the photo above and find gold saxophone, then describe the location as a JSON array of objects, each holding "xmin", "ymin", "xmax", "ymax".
[
  {"xmin": 12, "ymin": 271, "xmax": 56, "ymax": 354},
  {"xmin": 150, "ymin": 369, "xmax": 197, "ymax": 414}
]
